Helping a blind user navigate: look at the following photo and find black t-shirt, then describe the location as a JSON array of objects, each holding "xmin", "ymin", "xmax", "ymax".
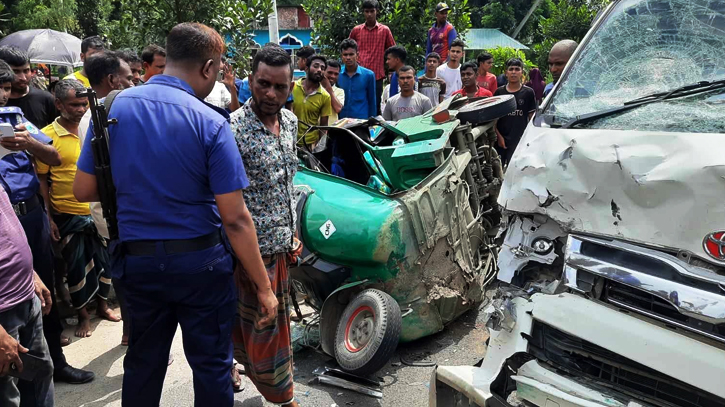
[
  {"xmin": 494, "ymin": 85, "xmax": 536, "ymax": 145},
  {"xmin": 7, "ymin": 88, "xmax": 58, "ymax": 129}
]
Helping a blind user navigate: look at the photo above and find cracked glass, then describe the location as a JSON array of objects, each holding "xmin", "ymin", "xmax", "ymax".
[{"xmin": 545, "ymin": 0, "xmax": 725, "ymax": 133}]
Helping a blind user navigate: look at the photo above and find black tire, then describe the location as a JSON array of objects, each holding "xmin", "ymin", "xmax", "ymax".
[
  {"xmin": 334, "ymin": 289, "xmax": 402, "ymax": 376},
  {"xmin": 456, "ymin": 95, "xmax": 517, "ymax": 125}
]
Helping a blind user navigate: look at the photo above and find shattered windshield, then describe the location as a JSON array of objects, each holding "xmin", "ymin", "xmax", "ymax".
[{"xmin": 545, "ymin": 0, "xmax": 725, "ymax": 133}]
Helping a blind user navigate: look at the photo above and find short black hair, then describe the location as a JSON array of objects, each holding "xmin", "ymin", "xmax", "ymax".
[
  {"xmin": 340, "ymin": 38, "xmax": 358, "ymax": 52},
  {"xmin": 0, "ymin": 46, "xmax": 29, "ymax": 67},
  {"xmin": 297, "ymin": 46, "xmax": 315, "ymax": 60},
  {"xmin": 306, "ymin": 54, "xmax": 327, "ymax": 69},
  {"xmin": 460, "ymin": 61, "xmax": 477, "ymax": 74},
  {"xmin": 55, "ymin": 79, "xmax": 86, "ymax": 101},
  {"xmin": 85, "ymin": 52, "xmax": 121, "ymax": 87},
  {"xmin": 398, "ymin": 65, "xmax": 415, "ymax": 75},
  {"xmin": 477, "ymin": 52, "xmax": 493, "ymax": 65},
  {"xmin": 141, "ymin": 44, "xmax": 166, "ymax": 64},
  {"xmin": 0, "ymin": 60, "xmax": 14, "ymax": 84},
  {"xmin": 326, "ymin": 59, "xmax": 341, "ymax": 70},
  {"xmin": 117, "ymin": 49, "xmax": 142, "ymax": 65},
  {"xmin": 506, "ymin": 57, "xmax": 523, "ymax": 69},
  {"xmin": 450, "ymin": 38, "xmax": 465, "ymax": 50},
  {"xmin": 362, "ymin": 0, "xmax": 379, "ymax": 10},
  {"xmin": 81, "ymin": 36, "xmax": 105, "ymax": 53},
  {"xmin": 385, "ymin": 45, "xmax": 407, "ymax": 63},
  {"xmin": 426, "ymin": 52, "xmax": 441, "ymax": 62},
  {"xmin": 252, "ymin": 44, "xmax": 293, "ymax": 77},
  {"xmin": 166, "ymin": 23, "xmax": 224, "ymax": 65}
]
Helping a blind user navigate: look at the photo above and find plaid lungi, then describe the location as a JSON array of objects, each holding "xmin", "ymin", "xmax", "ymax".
[{"xmin": 233, "ymin": 252, "xmax": 296, "ymax": 405}]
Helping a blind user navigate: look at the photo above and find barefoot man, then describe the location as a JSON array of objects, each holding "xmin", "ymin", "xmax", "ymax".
[{"xmin": 36, "ymin": 79, "xmax": 120, "ymax": 338}]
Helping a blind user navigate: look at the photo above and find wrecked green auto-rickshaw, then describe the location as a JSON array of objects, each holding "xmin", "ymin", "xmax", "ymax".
[{"xmin": 290, "ymin": 96, "xmax": 515, "ymax": 375}]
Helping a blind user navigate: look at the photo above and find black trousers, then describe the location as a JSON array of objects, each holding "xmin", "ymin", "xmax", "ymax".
[{"xmin": 18, "ymin": 203, "xmax": 68, "ymax": 372}]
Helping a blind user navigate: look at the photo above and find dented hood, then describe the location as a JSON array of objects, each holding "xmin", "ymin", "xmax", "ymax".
[{"xmin": 498, "ymin": 124, "xmax": 725, "ymax": 265}]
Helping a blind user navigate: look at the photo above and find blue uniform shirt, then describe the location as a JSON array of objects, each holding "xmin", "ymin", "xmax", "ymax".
[
  {"xmin": 0, "ymin": 106, "xmax": 52, "ymax": 204},
  {"xmin": 338, "ymin": 65, "xmax": 377, "ymax": 120},
  {"xmin": 77, "ymin": 75, "xmax": 250, "ymax": 241}
]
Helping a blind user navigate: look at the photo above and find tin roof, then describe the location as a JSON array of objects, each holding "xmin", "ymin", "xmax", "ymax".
[{"xmin": 465, "ymin": 28, "xmax": 529, "ymax": 50}]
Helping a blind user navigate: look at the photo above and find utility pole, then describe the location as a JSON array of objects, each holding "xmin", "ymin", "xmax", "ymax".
[
  {"xmin": 268, "ymin": 0, "xmax": 280, "ymax": 44},
  {"xmin": 512, "ymin": 0, "xmax": 544, "ymax": 39}
]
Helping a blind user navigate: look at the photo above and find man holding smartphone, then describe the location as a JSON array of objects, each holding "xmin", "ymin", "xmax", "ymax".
[{"xmin": 0, "ymin": 186, "xmax": 55, "ymax": 407}]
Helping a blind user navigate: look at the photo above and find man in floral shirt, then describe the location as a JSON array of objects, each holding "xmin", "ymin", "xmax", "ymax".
[{"xmin": 229, "ymin": 44, "xmax": 301, "ymax": 407}]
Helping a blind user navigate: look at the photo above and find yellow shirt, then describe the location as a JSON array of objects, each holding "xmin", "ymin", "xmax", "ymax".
[
  {"xmin": 291, "ymin": 79, "xmax": 332, "ymax": 146},
  {"xmin": 36, "ymin": 119, "xmax": 90, "ymax": 215},
  {"xmin": 63, "ymin": 71, "xmax": 90, "ymax": 88}
]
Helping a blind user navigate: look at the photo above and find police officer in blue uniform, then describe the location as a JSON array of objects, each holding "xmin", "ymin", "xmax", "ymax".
[
  {"xmin": 0, "ymin": 60, "xmax": 97, "ymax": 386},
  {"xmin": 73, "ymin": 23, "xmax": 278, "ymax": 407}
]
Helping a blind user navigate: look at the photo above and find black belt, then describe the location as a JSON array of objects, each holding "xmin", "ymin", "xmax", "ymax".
[
  {"xmin": 12, "ymin": 195, "xmax": 42, "ymax": 217},
  {"xmin": 122, "ymin": 231, "xmax": 223, "ymax": 256}
]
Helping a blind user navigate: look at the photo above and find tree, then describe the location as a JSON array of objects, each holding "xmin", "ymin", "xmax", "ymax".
[
  {"xmin": 211, "ymin": 0, "xmax": 273, "ymax": 74},
  {"xmin": 76, "ymin": 0, "xmax": 113, "ymax": 37},
  {"xmin": 11, "ymin": 0, "xmax": 80, "ymax": 34},
  {"xmin": 304, "ymin": 0, "xmax": 471, "ymax": 70}
]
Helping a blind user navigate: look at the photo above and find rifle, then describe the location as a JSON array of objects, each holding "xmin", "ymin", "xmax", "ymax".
[{"xmin": 77, "ymin": 88, "xmax": 119, "ymax": 241}]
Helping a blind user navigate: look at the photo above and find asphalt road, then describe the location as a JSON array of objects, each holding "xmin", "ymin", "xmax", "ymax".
[{"xmin": 54, "ymin": 303, "xmax": 489, "ymax": 407}]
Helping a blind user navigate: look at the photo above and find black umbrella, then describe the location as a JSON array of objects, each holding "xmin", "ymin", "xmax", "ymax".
[{"xmin": 0, "ymin": 29, "xmax": 82, "ymax": 68}]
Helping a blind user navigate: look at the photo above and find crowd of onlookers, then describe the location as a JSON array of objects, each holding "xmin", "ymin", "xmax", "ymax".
[{"xmin": 0, "ymin": 1, "xmax": 579, "ymax": 405}]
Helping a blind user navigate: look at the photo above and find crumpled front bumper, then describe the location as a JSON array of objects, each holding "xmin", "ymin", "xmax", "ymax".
[{"xmin": 430, "ymin": 292, "xmax": 725, "ymax": 407}]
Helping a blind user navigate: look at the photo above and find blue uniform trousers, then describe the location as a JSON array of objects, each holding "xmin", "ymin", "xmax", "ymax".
[
  {"xmin": 17, "ymin": 203, "xmax": 68, "ymax": 372},
  {"xmin": 115, "ymin": 243, "xmax": 237, "ymax": 407}
]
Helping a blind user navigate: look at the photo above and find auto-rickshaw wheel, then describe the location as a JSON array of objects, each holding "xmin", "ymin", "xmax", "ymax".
[{"xmin": 334, "ymin": 289, "xmax": 401, "ymax": 376}]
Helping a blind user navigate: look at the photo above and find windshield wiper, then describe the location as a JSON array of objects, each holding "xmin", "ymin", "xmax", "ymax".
[{"xmin": 560, "ymin": 79, "xmax": 725, "ymax": 129}]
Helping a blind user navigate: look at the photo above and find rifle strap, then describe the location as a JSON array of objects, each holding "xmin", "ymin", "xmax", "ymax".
[{"xmin": 103, "ymin": 90, "xmax": 123, "ymax": 115}]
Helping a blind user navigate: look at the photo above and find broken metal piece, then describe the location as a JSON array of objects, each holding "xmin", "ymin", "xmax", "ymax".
[
  {"xmin": 312, "ymin": 366, "xmax": 383, "ymax": 388},
  {"xmin": 310, "ymin": 376, "xmax": 383, "ymax": 399}
]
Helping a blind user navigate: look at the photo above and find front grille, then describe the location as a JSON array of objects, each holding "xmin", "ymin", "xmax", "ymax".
[
  {"xmin": 528, "ymin": 321, "xmax": 725, "ymax": 407},
  {"xmin": 602, "ymin": 279, "xmax": 725, "ymax": 343}
]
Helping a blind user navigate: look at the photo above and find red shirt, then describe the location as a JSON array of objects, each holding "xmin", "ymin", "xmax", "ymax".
[
  {"xmin": 349, "ymin": 22, "xmax": 395, "ymax": 80},
  {"xmin": 476, "ymin": 72, "xmax": 498, "ymax": 94},
  {"xmin": 452, "ymin": 86, "xmax": 493, "ymax": 98}
]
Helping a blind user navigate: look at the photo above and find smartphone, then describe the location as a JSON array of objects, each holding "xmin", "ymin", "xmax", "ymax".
[
  {"xmin": 8, "ymin": 351, "xmax": 46, "ymax": 381},
  {"xmin": 216, "ymin": 70, "xmax": 224, "ymax": 82},
  {"xmin": 0, "ymin": 122, "xmax": 15, "ymax": 138}
]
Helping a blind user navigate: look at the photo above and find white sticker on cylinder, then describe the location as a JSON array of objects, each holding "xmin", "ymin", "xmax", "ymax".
[{"xmin": 319, "ymin": 220, "xmax": 336, "ymax": 240}]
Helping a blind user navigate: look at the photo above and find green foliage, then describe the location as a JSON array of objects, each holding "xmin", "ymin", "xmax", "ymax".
[
  {"xmin": 303, "ymin": 0, "xmax": 471, "ymax": 70},
  {"xmin": 211, "ymin": 0, "xmax": 273, "ymax": 75},
  {"xmin": 539, "ymin": 0, "xmax": 600, "ymax": 42},
  {"xmin": 485, "ymin": 47, "xmax": 535, "ymax": 76},
  {"xmin": 12, "ymin": 0, "xmax": 80, "ymax": 34},
  {"xmin": 76, "ymin": 0, "xmax": 113, "ymax": 37}
]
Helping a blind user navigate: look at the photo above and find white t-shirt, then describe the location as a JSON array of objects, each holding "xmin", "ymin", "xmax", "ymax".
[
  {"xmin": 204, "ymin": 82, "xmax": 232, "ymax": 109},
  {"xmin": 328, "ymin": 85, "xmax": 345, "ymax": 124},
  {"xmin": 78, "ymin": 109, "xmax": 109, "ymax": 239},
  {"xmin": 437, "ymin": 63, "xmax": 461, "ymax": 98},
  {"xmin": 382, "ymin": 91, "xmax": 433, "ymax": 121}
]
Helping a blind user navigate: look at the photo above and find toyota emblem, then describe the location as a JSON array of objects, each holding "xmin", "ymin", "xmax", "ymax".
[{"xmin": 703, "ymin": 232, "xmax": 725, "ymax": 261}]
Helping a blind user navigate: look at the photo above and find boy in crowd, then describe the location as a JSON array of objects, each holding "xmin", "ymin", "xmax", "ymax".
[
  {"xmin": 349, "ymin": 0, "xmax": 395, "ymax": 114},
  {"xmin": 452, "ymin": 61, "xmax": 492, "ymax": 98},
  {"xmin": 140, "ymin": 44, "xmax": 166, "ymax": 84},
  {"xmin": 64, "ymin": 36, "xmax": 105, "ymax": 88},
  {"xmin": 418, "ymin": 52, "xmax": 446, "ymax": 106},
  {"xmin": 476, "ymin": 52, "xmax": 497, "ymax": 93},
  {"xmin": 493, "ymin": 58, "xmax": 536, "ymax": 166},
  {"xmin": 436, "ymin": 38, "xmax": 464, "ymax": 98},
  {"xmin": 296, "ymin": 46, "xmax": 315, "ymax": 71},
  {"xmin": 321, "ymin": 59, "xmax": 345, "ymax": 124},
  {"xmin": 384, "ymin": 45, "xmax": 408, "ymax": 98},
  {"xmin": 338, "ymin": 39, "xmax": 377, "ymax": 120},
  {"xmin": 426, "ymin": 3, "xmax": 457, "ymax": 62},
  {"xmin": 383, "ymin": 65, "xmax": 432, "ymax": 121}
]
